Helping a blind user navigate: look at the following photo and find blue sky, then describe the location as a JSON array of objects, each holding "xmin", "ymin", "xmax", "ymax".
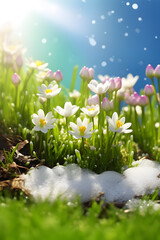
[{"xmin": 19, "ymin": 0, "xmax": 160, "ymax": 91}]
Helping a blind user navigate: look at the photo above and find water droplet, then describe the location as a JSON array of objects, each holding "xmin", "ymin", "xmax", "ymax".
[
  {"xmin": 144, "ymin": 77, "xmax": 147, "ymax": 81},
  {"xmin": 139, "ymin": 61, "xmax": 143, "ymax": 65},
  {"xmin": 104, "ymin": 32, "xmax": 107, "ymax": 34},
  {"xmin": 82, "ymin": 0, "xmax": 86, "ymax": 2},
  {"xmin": 124, "ymin": 32, "xmax": 128, "ymax": 37},
  {"xmin": 102, "ymin": 45, "xmax": 106, "ymax": 49},
  {"xmin": 92, "ymin": 20, "xmax": 96, "ymax": 24},
  {"xmin": 138, "ymin": 17, "xmax": 142, "ymax": 21},
  {"xmin": 126, "ymin": 2, "xmax": 130, "ymax": 6},
  {"xmin": 48, "ymin": 52, "xmax": 52, "ymax": 56},
  {"xmin": 93, "ymin": 65, "xmax": 97, "ymax": 68},
  {"xmin": 42, "ymin": 38, "xmax": 47, "ymax": 44},
  {"xmin": 101, "ymin": 61, "xmax": 107, "ymax": 67},
  {"xmin": 109, "ymin": 57, "xmax": 114, "ymax": 62},
  {"xmin": 132, "ymin": 3, "xmax": 138, "ymax": 10},
  {"xmin": 155, "ymin": 36, "xmax": 158, "ymax": 39},
  {"xmin": 89, "ymin": 37, "xmax": 97, "ymax": 46},
  {"xmin": 108, "ymin": 10, "xmax": 115, "ymax": 16},
  {"xmin": 100, "ymin": 15, "xmax": 105, "ymax": 20},
  {"xmin": 118, "ymin": 18, "xmax": 123, "ymax": 23},
  {"xmin": 144, "ymin": 47, "xmax": 147, "ymax": 51},
  {"xmin": 135, "ymin": 28, "xmax": 140, "ymax": 33}
]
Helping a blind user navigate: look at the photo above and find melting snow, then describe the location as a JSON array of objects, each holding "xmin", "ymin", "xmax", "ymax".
[{"xmin": 23, "ymin": 159, "xmax": 160, "ymax": 203}]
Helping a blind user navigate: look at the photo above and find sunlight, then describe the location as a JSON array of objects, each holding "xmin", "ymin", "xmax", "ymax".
[{"xmin": 0, "ymin": 0, "xmax": 39, "ymax": 27}]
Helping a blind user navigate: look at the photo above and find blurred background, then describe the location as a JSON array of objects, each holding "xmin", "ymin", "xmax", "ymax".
[{"xmin": 0, "ymin": 0, "xmax": 159, "ymax": 91}]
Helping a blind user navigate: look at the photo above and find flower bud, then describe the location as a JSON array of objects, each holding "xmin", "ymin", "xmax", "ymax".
[
  {"xmin": 144, "ymin": 84, "xmax": 154, "ymax": 96},
  {"xmin": 108, "ymin": 78, "xmax": 115, "ymax": 91},
  {"xmin": 79, "ymin": 66, "xmax": 89, "ymax": 79},
  {"xmin": 145, "ymin": 64, "xmax": 154, "ymax": 78},
  {"xmin": 54, "ymin": 70, "xmax": 63, "ymax": 82},
  {"xmin": 154, "ymin": 64, "xmax": 160, "ymax": 79},
  {"xmin": 11, "ymin": 73, "xmax": 21, "ymax": 87},
  {"xmin": 88, "ymin": 68, "xmax": 94, "ymax": 80},
  {"xmin": 46, "ymin": 70, "xmax": 55, "ymax": 81},
  {"xmin": 101, "ymin": 97, "xmax": 113, "ymax": 111},
  {"xmin": 138, "ymin": 95, "xmax": 148, "ymax": 107},
  {"xmin": 114, "ymin": 77, "xmax": 122, "ymax": 90},
  {"xmin": 87, "ymin": 94, "xmax": 99, "ymax": 105}
]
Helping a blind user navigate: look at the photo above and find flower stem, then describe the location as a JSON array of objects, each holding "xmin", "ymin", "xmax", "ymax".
[{"xmin": 98, "ymin": 95, "xmax": 103, "ymax": 148}]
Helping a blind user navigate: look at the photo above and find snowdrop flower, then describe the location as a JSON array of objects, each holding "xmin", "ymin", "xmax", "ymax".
[
  {"xmin": 81, "ymin": 104, "xmax": 99, "ymax": 118},
  {"xmin": 106, "ymin": 112, "xmax": 132, "ymax": 133},
  {"xmin": 69, "ymin": 118, "xmax": 93, "ymax": 139},
  {"xmin": 32, "ymin": 109, "xmax": 55, "ymax": 133},
  {"xmin": 37, "ymin": 83, "xmax": 61, "ymax": 99},
  {"xmin": 26, "ymin": 58, "xmax": 49, "ymax": 71},
  {"xmin": 121, "ymin": 73, "xmax": 139, "ymax": 89},
  {"xmin": 54, "ymin": 102, "xmax": 79, "ymax": 117},
  {"xmin": 69, "ymin": 89, "xmax": 81, "ymax": 98},
  {"xmin": 88, "ymin": 79, "xmax": 110, "ymax": 95}
]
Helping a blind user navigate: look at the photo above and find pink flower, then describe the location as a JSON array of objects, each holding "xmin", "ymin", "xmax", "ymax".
[
  {"xmin": 138, "ymin": 95, "xmax": 148, "ymax": 107},
  {"xmin": 144, "ymin": 84, "xmax": 154, "ymax": 96},
  {"xmin": 145, "ymin": 64, "xmax": 154, "ymax": 78},
  {"xmin": 79, "ymin": 66, "xmax": 94, "ymax": 81},
  {"xmin": 154, "ymin": 65, "xmax": 160, "ymax": 79},
  {"xmin": 11, "ymin": 73, "xmax": 21, "ymax": 87},
  {"xmin": 114, "ymin": 77, "xmax": 122, "ymax": 90},
  {"xmin": 54, "ymin": 70, "xmax": 63, "ymax": 82},
  {"xmin": 101, "ymin": 97, "xmax": 113, "ymax": 111},
  {"xmin": 87, "ymin": 94, "xmax": 99, "ymax": 106}
]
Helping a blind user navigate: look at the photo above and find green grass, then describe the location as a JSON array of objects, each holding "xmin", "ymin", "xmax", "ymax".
[{"xmin": 0, "ymin": 198, "xmax": 160, "ymax": 240}]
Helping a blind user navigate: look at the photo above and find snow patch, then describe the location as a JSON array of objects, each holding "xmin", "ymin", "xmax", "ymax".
[{"xmin": 23, "ymin": 159, "xmax": 160, "ymax": 203}]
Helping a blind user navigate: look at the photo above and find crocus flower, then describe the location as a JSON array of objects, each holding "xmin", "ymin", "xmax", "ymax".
[
  {"xmin": 138, "ymin": 95, "xmax": 149, "ymax": 107},
  {"xmin": 154, "ymin": 65, "xmax": 160, "ymax": 79},
  {"xmin": 144, "ymin": 84, "xmax": 154, "ymax": 96},
  {"xmin": 87, "ymin": 94, "xmax": 99, "ymax": 105},
  {"xmin": 69, "ymin": 89, "xmax": 81, "ymax": 98},
  {"xmin": 54, "ymin": 102, "xmax": 79, "ymax": 117},
  {"xmin": 126, "ymin": 92, "xmax": 140, "ymax": 106},
  {"xmin": 37, "ymin": 83, "xmax": 61, "ymax": 99},
  {"xmin": 107, "ymin": 112, "xmax": 132, "ymax": 133},
  {"xmin": 145, "ymin": 64, "xmax": 154, "ymax": 78},
  {"xmin": 32, "ymin": 109, "xmax": 55, "ymax": 133},
  {"xmin": 88, "ymin": 79, "xmax": 110, "ymax": 95},
  {"xmin": 54, "ymin": 70, "xmax": 63, "ymax": 82},
  {"xmin": 101, "ymin": 97, "xmax": 113, "ymax": 111},
  {"xmin": 114, "ymin": 77, "xmax": 122, "ymax": 90},
  {"xmin": 81, "ymin": 104, "xmax": 99, "ymax": 118},
  {"xmin": 11, "ymin": 73, "xmax": 21, "ymax": 87},
  {"xmin": 79, "ymin": 66, "xmax": 94, "ymax": 81},
  {"xmin": 69, "ymin": 118, "xmax": 93, "ymax": 139}
]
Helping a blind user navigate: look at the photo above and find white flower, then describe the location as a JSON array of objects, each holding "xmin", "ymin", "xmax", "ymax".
[
  {"xmin": 3, "ymin": 43, "xmax": 26, "ymax": 56},
  {"xmin": 98, "ymin": 74, "xmax": 109, "ymax": 82},
  {"xmin": 88, "ymin": 79, "xmax": 110, "ymax": 95},
  {"xmin": 37, "ymin": 83, "xmax": 61, "ymax": 99},
  {"xmin": 54, "ymin": 102, "xmax": 79, "ymax": 117},
  {"xmin": 106, "ymin": 112, "xmax": 132, "ymax": 133},
  {"xmin": 26, "ymin": 58, "xmax": 49, "ymax": 71},
  {"xmin": 32, "ymin": 109, "xmax": 55, "ymax": 133},
  {"xmin": 69, "ymin": 89, "xmax": 81, "ymax": 98},
  {"xmin": 35, "ymin": 71, "xmax": 48, "ymax": 82},
  {"xmin": 121, "ymin": 73, "xmax": 139, "ymax": 89},
  {"xmin": 81, "ymin": 104, "xmax": 99, "ymax": 118},
  {"xmin": 69, "ymin": 118, "xmax": 93, "ymax": 139}
]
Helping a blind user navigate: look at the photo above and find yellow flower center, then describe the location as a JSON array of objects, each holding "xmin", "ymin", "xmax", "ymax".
[
  {"xmin": 35, "ymin": 60, "xmax": 43, "ymax": 67},
  {"xmin": 39, "ymin": 119, "xmax": 46, "ymax": 125},
  {"xmin": 45, "ymin": 89, "xmax": 52, "ymax": 94},
  {"xmin": 79, "ymin": 125, "xmax": 86, "ymax": 135},
  {"xmin": 116, "ymin": 120, "xmax": 123, "ymax": 129},
  {"xmin": 88, "ymin": 108, "xmax": 95, "ymax": 111},
  {"xmin": 9, "ymin": 45, "xmax": 15, "ymax": 51}
]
